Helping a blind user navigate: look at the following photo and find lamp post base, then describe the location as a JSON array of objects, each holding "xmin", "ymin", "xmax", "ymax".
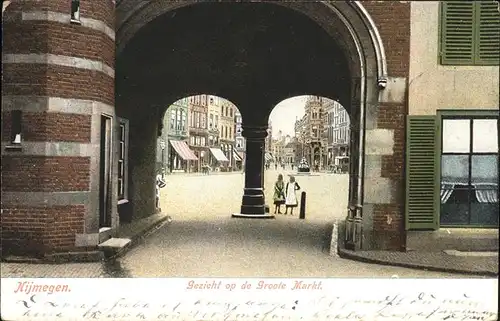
[{"xmin": 232, "ymin": 213, "xmax": 275, "ymax": 219}]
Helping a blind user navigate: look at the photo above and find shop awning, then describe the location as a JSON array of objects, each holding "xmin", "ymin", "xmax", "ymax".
[
  {"xmin": 265, "ymin": 153, "xmax": 273, "ymax": 162},
  {"xmin": 209, "ymin": 148, "xmax": 229, "ymax": 162},
  {"xmin": 233, "ymin": 151, "xmax": 242, "ymax": 161},
  {"xmin": 169, "ymin": 140, "xmax": 198, "ymax": 161}
]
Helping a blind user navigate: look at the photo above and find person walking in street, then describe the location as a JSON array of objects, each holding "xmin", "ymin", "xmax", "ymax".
[
  {"xmin": 156, "ymin": 171, "xmax": 167, "ymax": 211},
  {"xmin": 273, "ymin": 174, "xmax": 285, "ymax": 214},
  {"xmin": 274, "ymin": 162, "xmax": 278, "ymax": 170},
  {"xmin": 284, "ymin": 175, "xmax": 301, "ymax": 215}
]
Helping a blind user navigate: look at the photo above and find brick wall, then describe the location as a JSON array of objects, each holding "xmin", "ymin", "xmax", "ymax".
[
  {"xmin": 1, "ymin": 156, "xmax": 91, "ymax": 192},
  {"xmin": 1, "ymin": 205, "xmax": 85, "ymax": 256},
  {"xmin": 6, "ymin": 0, "xmax": 114, "ymax": 28},
  {"xmin": 1, "ymin": 1, "xmax": 114, "ymax": 257},
  {"xmin": 364, "ymin": 2, "xmax": 410, "ymax": 250},
  {"xmin": 2, "ymin": 111, "xmax": 91, "ymax": 143},
  {"xmin": 2, "ymin": 64, "xmax": 114, "ymax": 106},
  {"xmin": 362, "ymin": 1, "xmax": 411, "ymax": 77}
]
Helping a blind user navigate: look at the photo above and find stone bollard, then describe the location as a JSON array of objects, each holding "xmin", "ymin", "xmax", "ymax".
[{"xmin": 299, "ymin": 191, "xmax": 306, "ymax": 219}]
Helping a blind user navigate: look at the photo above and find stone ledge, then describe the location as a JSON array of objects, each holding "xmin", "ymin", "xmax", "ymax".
[{"xmin": 338, "ymin": 247, "xmax": 499, "ymax": 277}]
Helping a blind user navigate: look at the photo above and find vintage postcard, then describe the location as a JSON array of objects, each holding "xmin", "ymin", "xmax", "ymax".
[{"xmin": 1, "ymin": 0, "xmax": 498, "ymax": 320}]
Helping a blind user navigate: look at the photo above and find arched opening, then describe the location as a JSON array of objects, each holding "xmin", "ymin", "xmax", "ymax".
[
  {"xmin": 156, "ymin": 94, "xmax": 249, "ymax": 219},
  {"xmin": 115, "ymin": 0, "xmax": 387, "ymax": 249},
  {"xmin": 268, "ymin": 95, "xmax": 351, "ymax": 221}
]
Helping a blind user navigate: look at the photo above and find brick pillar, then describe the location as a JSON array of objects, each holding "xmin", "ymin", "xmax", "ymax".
[{"xmin": 1, "ymin": 0, "xmax": 116, "ymax": 257}]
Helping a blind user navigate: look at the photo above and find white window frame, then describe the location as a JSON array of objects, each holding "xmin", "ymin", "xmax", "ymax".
[{"xmin": 117, "ymin": 118, "xmax": 130, "ymax": 200}]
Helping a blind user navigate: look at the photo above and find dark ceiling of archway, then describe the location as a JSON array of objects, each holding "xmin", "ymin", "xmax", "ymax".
[{"xmin": 116, "ymin": 2, "xmax": 351, "ymax": 119}]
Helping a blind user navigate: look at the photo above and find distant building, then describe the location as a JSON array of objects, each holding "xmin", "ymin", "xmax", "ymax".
[
  {"xmin": 303, "ymin": 96, "xmax": 327, "ymax": 169},
  {"xmin": 188, "ymin": 95, "xmax": 209, "ymax": 172},
  {"xmin": 234, "ymin": 110, "xmax": 245, "ymax": 170},
  {"xmin": 324, "ymin": 99, "xmax": 349, "ymax": 167},
  {"xmin": 265, "ymin": 121, "xmax": 273, "ymax": 163},
  {"xmin": 331, "ymin": 101, "xmax": 350, "ymax": 160},
  {"xmin": 157, "ymin": 97, "xmax": 193, "ymax": 173},
  {"xmin": 219, "ymin": 99, "xmax": 237, "ymax": 171}
]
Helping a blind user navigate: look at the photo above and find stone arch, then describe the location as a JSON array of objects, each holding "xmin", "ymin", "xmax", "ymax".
[
  {"xmin": 116, "ymin": 1, "xmax": 398, "ymax": 250},
  {"xmin": 116, "ymin": 1, "xmax": 387, "ymax": 86}
]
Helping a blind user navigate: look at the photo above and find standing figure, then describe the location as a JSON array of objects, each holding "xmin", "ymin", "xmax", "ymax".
[
  {"xmin": 284, "ymin": 175, "xmax": 301, "ymax": 215},
  {"xmin": 156, "ymin": 172, "xmax": 166, "ymax": 211},
  {"xmin": 273, "ymin": 174, "xmax": 285, "ymax": 214}
]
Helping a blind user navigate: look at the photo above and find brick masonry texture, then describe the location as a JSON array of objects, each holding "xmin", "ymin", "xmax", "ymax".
[
  {"xmin": 2, "ymin": 111, "xmax": 91, "ymax": 143},
  {"xmin": 1, "ymin": 1, "xmax": 114, "ymax": 257},
  {"xmin": 2, "ymin": 64, "xmax": 114, "ymax": 106},
  {"xmin": 372, "ymin": 204, "xmax": 405, "ymax": 250},
  {"xmin": 1, "ymin": 205, "xmax": 85, "ymax": 255},
  {"xmin": 2, "ymin": 21, "xmax": 115, "ymax": 68},
  {"xmin": 364, "ymin": 2, "xmax": 410, "ymax": 248},
  {"xmin": 363, "ymin": 2, "xmax": 411, "ymax": 77},
  {"xmin": 6, "ymin": 0, "xmax": 115, "ymax": 29},
  {"xmin": 1, "ymin": 156, "xmax": 90, "ymax": 192}
]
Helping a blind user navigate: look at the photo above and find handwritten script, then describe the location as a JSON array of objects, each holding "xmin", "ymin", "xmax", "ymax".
[{"xmin": 13, "ymin": 290, "xmax": 498, "ymax": 321}]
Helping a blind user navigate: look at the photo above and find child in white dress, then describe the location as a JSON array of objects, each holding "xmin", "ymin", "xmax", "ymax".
[{"xmin": 284, "ymin": 175, "xmax": 301, "ymax": 215}]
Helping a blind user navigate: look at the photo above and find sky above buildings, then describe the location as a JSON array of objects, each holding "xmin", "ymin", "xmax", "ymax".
[{"xmin": 268, "ymin": 96, "xmax": 308, "ymax": 138}]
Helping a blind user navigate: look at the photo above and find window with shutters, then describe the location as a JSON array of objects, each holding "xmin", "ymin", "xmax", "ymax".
[{"xmin": 440, "ymin": 1, "xmax": 500, "ymax": 65}]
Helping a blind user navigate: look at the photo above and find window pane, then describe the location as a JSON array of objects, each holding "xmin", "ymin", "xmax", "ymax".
[
  {"xmin": 119, "ymin": 142, "xmax": 125, "ymax": 159},
  {"xmin": 119, "ymin": 125, "xmax": 125, "ymax": 141},
  {"xmin": 440, "ymin": 188, "xmax": 471, "ymax": 225},
  {"xmin": 473, "ymin": 119, "xmax": 498, "ymax": 153},
  {"xmin": 470, "ymin": 202, "xmax": 499, "ymax": 226},
  {"xmin": 441, "ymin": 155, "xmax": 469, "ymax": 185},
  {"xmin": 442, "ymin": 119, "xmax": 470, "ymax": 153},
  {"xmin": 471, "ymin": 155, "xmax": 499, "ymax": 186}
]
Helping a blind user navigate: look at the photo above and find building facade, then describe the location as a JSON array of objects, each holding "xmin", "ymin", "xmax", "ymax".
[
  {"xmin": 157, "ymin": 98, "xmax": 193, "ymax": 173},
  {"xmin": 188, "ymin": 95, "xmax": 209, "ymax": 172},
  {"xmin": 294, "ymin": 115, "xmax": 307, "ymax": 163},
  {"xmin": 219, "ymin": 99, "xmax": 236, "ymax": 171},
  {"xmin": 2, "ymin": 1, "xmax": 497, "ymax": 257},
  {"xmin": 264, "ymin": 121, "xmax": 273, "ymax": 164},
  {"xmin": 234, "ymin": 110, "xmax": 245, "ymax": 169},
  {"xmin": 405, "ymin": 1, "xmax": 499, "ymax": 244},
  {"xmin": 303, "ymin": 96, "xmax": 327, "ymax": 169},
  {"xmin": 324, "ymin": 99, "xmax": 350, "ymax": 169}
]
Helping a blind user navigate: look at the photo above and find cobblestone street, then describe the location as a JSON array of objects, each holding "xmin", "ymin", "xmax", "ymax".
[
  {"xmin": 162, "ymin": 168, "xmax": 349, "ymax": 222},
  {"xmin": 1, "ymin": 170, "xmax": 489, "ymax": 279}
]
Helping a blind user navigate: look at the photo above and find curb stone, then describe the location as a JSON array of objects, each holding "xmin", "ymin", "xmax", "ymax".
[{"xmin": 337, "ymin": 248, "xmax": 498, "ymax": 277}]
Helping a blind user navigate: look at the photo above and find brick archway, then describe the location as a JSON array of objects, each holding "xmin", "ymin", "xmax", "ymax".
[
  {"xmin": 1, "ymin": 1, "xmax": 409, "ymax": 257},
  {"xmin": 115, "ymin": 1, "xmax": 406, "ymax": 250}
]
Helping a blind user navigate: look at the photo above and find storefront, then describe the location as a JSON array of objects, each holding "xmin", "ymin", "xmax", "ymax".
[
  {"xmin": 169, "ymin": 140, "xmax": 198, "ymax": 173},
  {"xmin": 233, "ymin": 150, "xmax": 243, "ymax": 170},
  {"xmin": 209, "ymin": 147, "xmax": 229, "ymax": 171}
]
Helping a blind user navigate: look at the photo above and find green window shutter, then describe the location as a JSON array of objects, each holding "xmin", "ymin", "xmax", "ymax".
[
  {"xmin": 475, "ymin": 1, "xmax": 500, "ymax": 65},
  {"xmin": 440, "ymin": 1, "xmax": 475, "ymax": 65},
  {"xmin": 405, "ymin": 116, "xmax": 438, "ymax": 230}
]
